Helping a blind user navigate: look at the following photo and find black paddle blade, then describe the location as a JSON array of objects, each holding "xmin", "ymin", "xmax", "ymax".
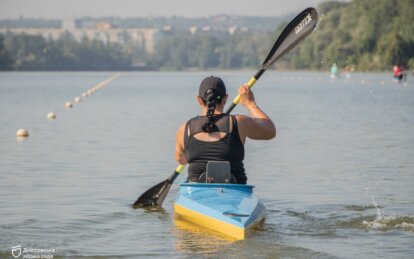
[
  {"xmin": 263, "ymin": 7, "xmax": 318, "ymax": 69},
  {"xmin": 133, "ymin": 169, "xmax": 181, "ymax": 208},
  {"xmin": 133, "ymin": 180, "xmax": 172, "ymax": 208}
]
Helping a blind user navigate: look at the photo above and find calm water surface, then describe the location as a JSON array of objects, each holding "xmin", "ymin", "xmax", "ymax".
[{"xmin": 0, "ymin": 71, "xmax": 413, "ymax": 258}]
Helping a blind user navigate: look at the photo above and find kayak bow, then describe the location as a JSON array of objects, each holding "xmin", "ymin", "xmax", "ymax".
[{"xmin": 174, "ymin": 183, "xmax": 265, "ymax": 240}]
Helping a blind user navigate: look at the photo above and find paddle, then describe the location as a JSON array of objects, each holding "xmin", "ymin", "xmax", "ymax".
[
  {"xmin": 225, "ymin": 7, "xmax": 318, "ymax": 114},
  {"xmin": 133, "ymin": 7, "xmax": 318, "ymax": 208},
  {"xmin": 133, "ymin": 164, "xmax": 185, "ymax": 208}
]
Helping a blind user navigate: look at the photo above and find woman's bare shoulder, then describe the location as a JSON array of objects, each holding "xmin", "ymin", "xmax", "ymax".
[
  {"xmin": 234, "ymin": 114, "xmax": 253, "ymax": 125},
  {"xmin": 177, "ymin": 122, "xmax": 186, "ymax": 134}
]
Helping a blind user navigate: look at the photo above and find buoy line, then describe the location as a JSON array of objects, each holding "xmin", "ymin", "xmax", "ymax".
[
  {"xmin": 16, "ymin": 73, "xmax": 121, "ymax": 140},
  {"xmin": 72, "ymin": 73, "xmax": 121, "ymax": 107}
]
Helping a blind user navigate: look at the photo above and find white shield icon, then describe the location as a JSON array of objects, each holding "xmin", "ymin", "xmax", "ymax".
[{"xmin": 11, "ymin": 245, "xmax": 22, "ymax": 258}]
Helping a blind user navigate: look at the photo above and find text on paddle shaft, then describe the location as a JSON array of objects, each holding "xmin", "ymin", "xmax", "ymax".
[{"xmin": 295, "ymin": 14, "xmax": 312, "ymax": 35}]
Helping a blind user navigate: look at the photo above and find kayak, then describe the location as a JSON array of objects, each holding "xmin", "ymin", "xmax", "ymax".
[{"xmin": 174, "ymin": 183, "xmax": 265, "ymax": 240}]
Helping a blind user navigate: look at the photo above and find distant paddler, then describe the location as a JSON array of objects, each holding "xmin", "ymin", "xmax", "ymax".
[
  {"xmin": 393, "ymin": 64, "xmax": 406, "ymax": 83},
  {"xmin": 330, "ymin": 63, "xmax": 339, "ymax": 79}
]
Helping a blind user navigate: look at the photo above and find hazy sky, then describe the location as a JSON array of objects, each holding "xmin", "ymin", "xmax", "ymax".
[{"xmin": 0, "ymin": 0, "xmax": 329, "ymax": 19}]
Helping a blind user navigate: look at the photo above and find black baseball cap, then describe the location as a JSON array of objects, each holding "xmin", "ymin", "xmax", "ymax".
[{"xmin": 199, "ymin": 76, "xmax": 226, "ymax": 100}]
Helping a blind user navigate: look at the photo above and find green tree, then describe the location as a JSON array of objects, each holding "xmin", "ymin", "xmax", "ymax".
[
  {"xmin": 289, "ymin": 0, "xmax": 414, "ymax": 71},
  {"xmin": 0, "ymin": 34, "xmax": 13, "ymax": 70}
]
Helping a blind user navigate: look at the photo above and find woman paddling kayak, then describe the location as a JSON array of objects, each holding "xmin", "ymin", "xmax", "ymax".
[{"xmin": 175, "ymin": 76, "xmax": 276, "ymax": 184}]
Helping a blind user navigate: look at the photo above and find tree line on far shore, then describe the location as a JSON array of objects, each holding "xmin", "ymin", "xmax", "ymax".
[
  {"xmin": 0, "ymin": 31, "xmax": 275, "ymax": 71},
  {"xmin": 1, "ymin": 0, "xmax": 413, "ymax": 71}
]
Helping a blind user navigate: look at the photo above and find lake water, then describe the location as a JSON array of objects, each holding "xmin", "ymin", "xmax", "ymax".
[{"xmin": 0, "ymin": 71, "xmax": 413, "ymax": 258}]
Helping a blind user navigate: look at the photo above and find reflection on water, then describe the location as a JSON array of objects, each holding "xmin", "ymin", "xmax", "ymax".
[
  {"xmin": 174, "ymin": 215, "xmax": 336, "ymax": 258},
  {"xmin": 173, "ymin": 217, "xmax": 235, "ymax": 255},
  {"xmin": 173, "ymin": 216, "xmax": 331, "ymax": 258}
]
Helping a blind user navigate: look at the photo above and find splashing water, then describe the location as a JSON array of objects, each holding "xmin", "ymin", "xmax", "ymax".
[
  {"xmin": 361, "ymin": 183, "xmax": 414, "ymax": 232},
  {"xmin": 366, "ymin": 187, "xmax": 384, "ymax": 220},
  {"xmin": 362, "ymin": 215, "xmax": 414, "ymax": 232},
  {"xmin": 362, "ymin": 187, "xmax": 387, "ymax": 230},
  {"xmin": 365, "ymin": 176, "xmax": 385, "ymax": 219}
]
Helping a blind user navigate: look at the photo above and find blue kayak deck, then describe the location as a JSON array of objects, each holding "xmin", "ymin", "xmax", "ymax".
[{"xmin": 174, "ymin": 183, "xmax": 265, "ymax": 239}]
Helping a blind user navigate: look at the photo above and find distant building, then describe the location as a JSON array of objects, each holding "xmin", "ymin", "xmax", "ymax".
[
  {"xmin": 162, "ymin": 25, "xmax": 172, "ymax": 32},
  {"xmin": 189, "ymin": 26, "xmax": 198, "ymax": 35},
  {"xmin": 202, "ymin": 26, "xmax": 211, "ymax": 32},
  {"xmin": 240, "ymin": 26, "xmax": 249, "ymax": 32},
  {"xmin": 62, "ymin": 18, "xmax": 76, "ymax": 31},
  {"xmin": 228, "ymin": 26, "xmax": 237, "ymax": 35},
  {"xmin": 0, "ymin": 20, "xmax": 157, "ymax": 53},
  {"xmin": 95, "ymin": 22, "xmax": 113, "ymax": 30}
]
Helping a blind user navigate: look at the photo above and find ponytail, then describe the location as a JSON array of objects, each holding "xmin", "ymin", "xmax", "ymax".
[{"xmin": 202, "ymin": 89, "xmax": 222, "ymax": 133}]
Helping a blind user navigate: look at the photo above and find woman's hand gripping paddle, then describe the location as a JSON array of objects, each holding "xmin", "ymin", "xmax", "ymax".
[
  {"xmin": 133, "ymin": 7, "xmax": 318, "ymax": 208},
  {"xmin": 225, "ymin": 7, "xmax": 318, "ymax": 114}
]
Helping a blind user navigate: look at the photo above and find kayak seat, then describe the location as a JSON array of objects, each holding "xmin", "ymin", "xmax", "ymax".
[{"xmin": 197, "ymin": 161, "xmax": 237, "ymax": 184}]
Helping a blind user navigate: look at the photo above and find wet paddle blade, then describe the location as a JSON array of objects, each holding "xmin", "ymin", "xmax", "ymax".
[
  {"xmin": 133, "ymin": 165, "xmax": 184, "ymax": 208},
  {"xmin": 133, "ymin": 180, "xmax": 172, "ymax": 208}
]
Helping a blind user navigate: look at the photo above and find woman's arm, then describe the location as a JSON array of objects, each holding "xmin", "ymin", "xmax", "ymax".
[
  {"xmin": 175, "ymin": 123, "xmax": 187, "ymax": 164},
  {"xmin": 236, "ymin": 85, "xmax": 276, "ymax": 141}
]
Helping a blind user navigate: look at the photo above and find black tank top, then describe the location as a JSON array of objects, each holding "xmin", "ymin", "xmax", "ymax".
[{"xmin": 184, "ymin": 114, "xmax": 246, "ymax": 184}]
